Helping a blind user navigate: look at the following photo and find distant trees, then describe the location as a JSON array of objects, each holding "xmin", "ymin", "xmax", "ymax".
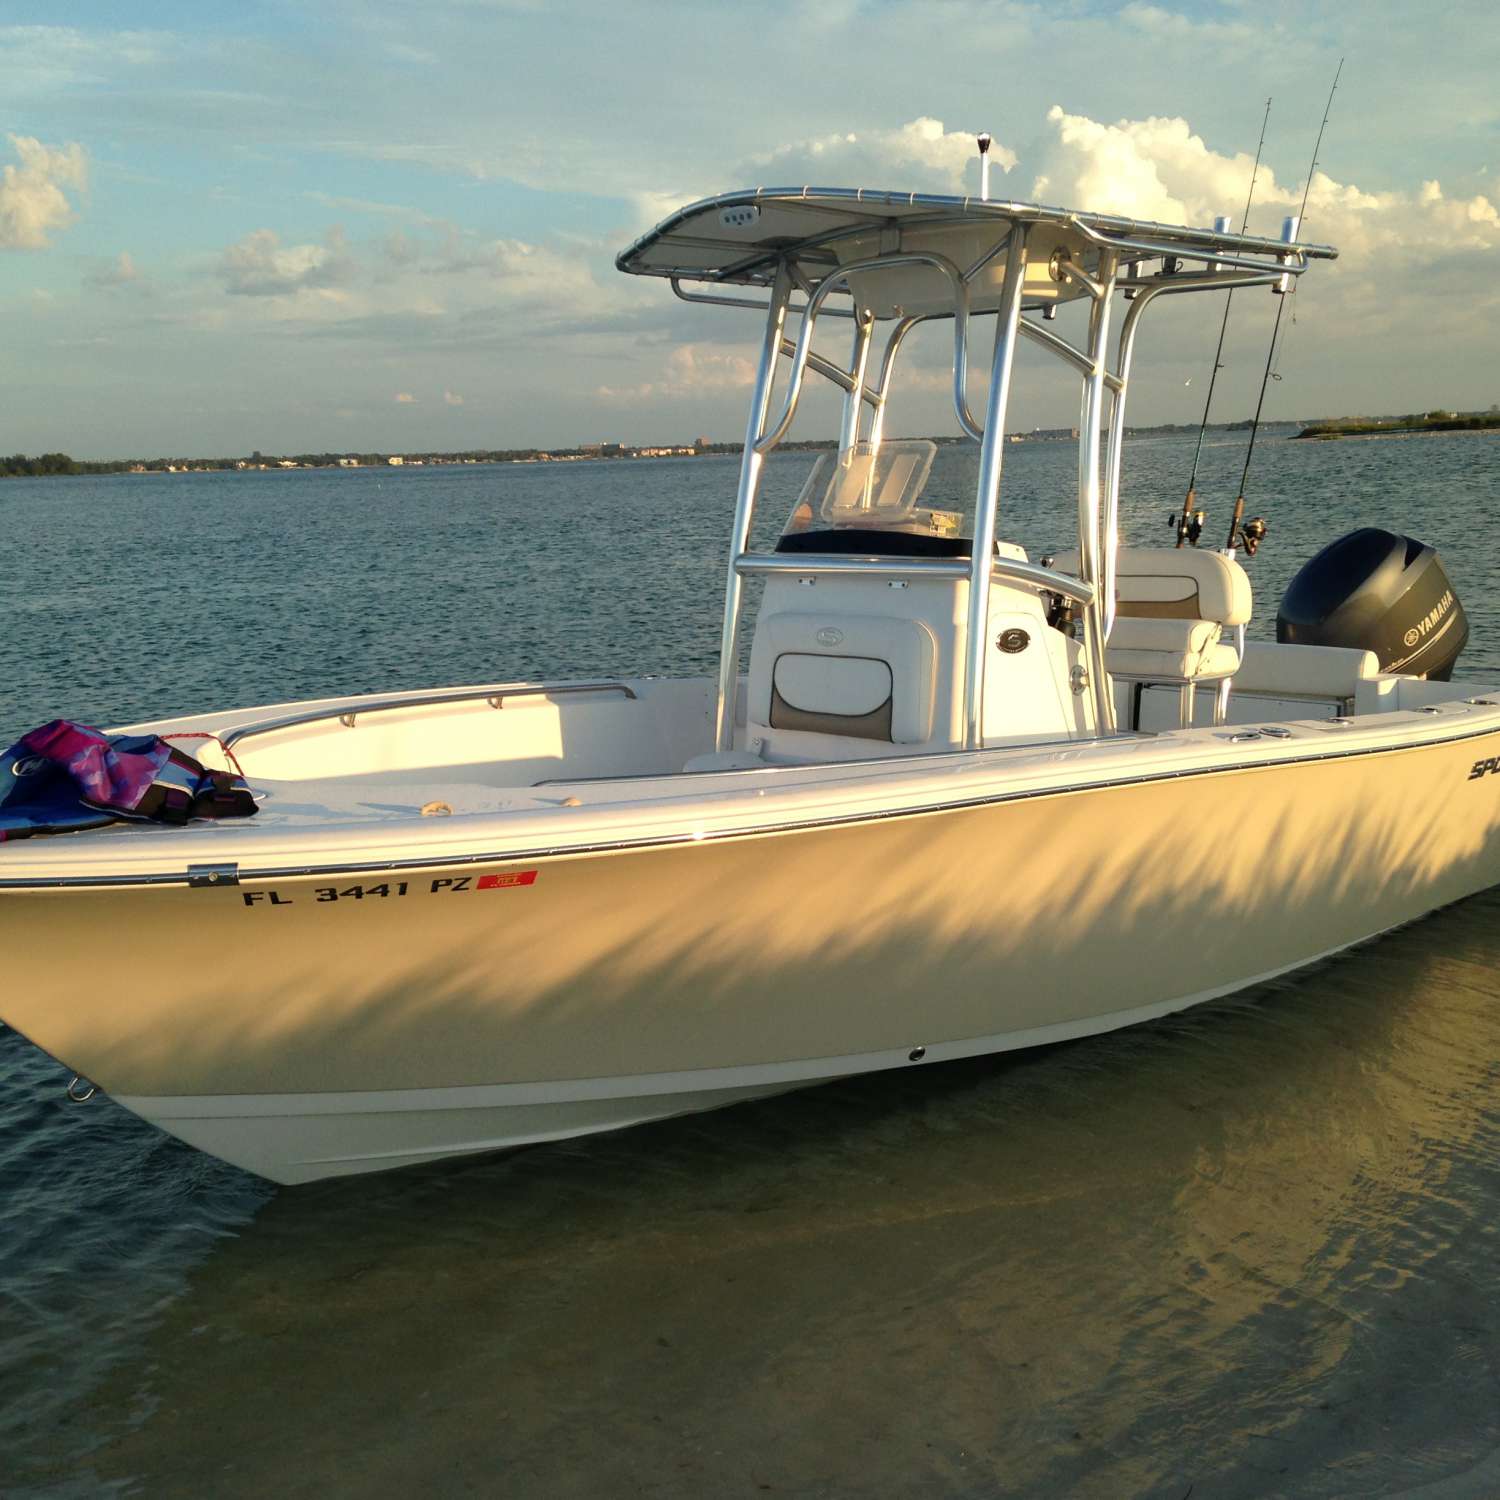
[
  {"xmin": 1, "ymin": 452, "xmax": 82, "ymax": 476},
  {"xmin": 1296, "ymin": 411, "xmax": 1500, "ymax": 440}
]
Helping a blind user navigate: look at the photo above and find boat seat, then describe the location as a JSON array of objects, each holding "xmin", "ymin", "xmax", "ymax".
[
  {"xmin": 1052, "ymin": 546, "xmax": 1252, "ymax": 726},
  {"xmin": 1232, "ymin": 641, "xmax": 1380, "ymax": 701},
  {"xmin": 1053, "ymin": 546, "xmax": 1251, "ymax": 679},
  {"xmin": 748, "ymin": 612, "xmax": 937, "ymax": 746},
  {"xmin": 1105, "ymin": 617, "xmax": 1243, "ymax": 680}
]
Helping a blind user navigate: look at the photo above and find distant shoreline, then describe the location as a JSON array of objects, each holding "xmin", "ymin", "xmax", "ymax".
[
  {"xmin": 8, "ymin": 416, "xmax": 1497, "ymax": 477},
  {"xmin": 1294, "ymin": 414, "xmax": 1500, "ymax": 441},
  {"xmin": 1297, "ymin": 426, "xmax": 1500, "ymax": 442},
  {"xmin": 0, "ymin": 423, "xmax": 1300, "ymax": 479}
]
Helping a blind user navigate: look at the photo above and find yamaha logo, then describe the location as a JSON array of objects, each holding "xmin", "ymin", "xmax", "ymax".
[
  {"xmin": 815, "ymin": 627, "xmax": 844, "ymax": 647},
  {"xmin": 1404, "ymin": 590, "xmax": 1454, "ymax": 652}
]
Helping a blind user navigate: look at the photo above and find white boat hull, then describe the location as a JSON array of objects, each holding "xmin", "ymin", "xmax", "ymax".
[
  {"xmin": 5, "ymin": 678, "xmax": 1500, "ymax": 1183},
  {"xmin": 120, "ymin": 934, "xmax": 1376, "ymax": 1183}
]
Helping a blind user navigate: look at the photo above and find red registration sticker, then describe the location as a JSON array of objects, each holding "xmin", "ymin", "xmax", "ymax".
[{"xmin": 476, "ymin": 870, "xmax": 538, "ymax": 890}]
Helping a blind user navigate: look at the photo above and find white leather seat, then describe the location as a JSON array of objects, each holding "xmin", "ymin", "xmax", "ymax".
[
  {"xmin": 1232, "ymin": 641, "xmax": 1380, "ymax": 701},
  {"xmin": 1104, "ymin": 617, "xmax": 1242, "ymax": 679},
  {"xmin": 1054, "ymin": 546, "xmax": 1252, "ymax": 682},
  {"xmin": 747, "ymin": 611, "xmax": 938, "ymax": 746}
]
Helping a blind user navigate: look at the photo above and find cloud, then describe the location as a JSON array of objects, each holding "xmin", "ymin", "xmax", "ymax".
[
  {"xmin": 1118, "ymin": 3, "xmax": 1255, "ymax": 43},
  {"xmin": 1023, "ymin": 104, "xmax": 1500, "ymax": 397},
  {"xmin": 219, "ymin": 226, "xmax": 357, "ymax": 297},
  {"xmin": 0, "ymin": 134, "xmax": 87, "ymax": 249},
  {"xmin": 394, "ymin": 391, "xmax": 417, "ymax": 403},
  {"xmin": 86, "ymin": 250, "xmax": 142, "ymax": 289},
  {"xmin": 752, "ymin": 117, "xmax": 1014, "ymax": 195},
  {"xmin": 619, "ymin": 117, "xmax": 1019, "ymax": 237},
  {"xmin": 304, "ymin": 189, "xmax": 433, "ymax": 223},
  {"xmin": 442, "ymin": 389, "xmax": 464, "ymax": 405},
  {"xmin": 597, "ymin": 343, "xmax": 756, "ymax": 403},
  {"xmin": 1034, "ymin": 105, "xmax": 1500, "ymax": 270},
  {"xmin": 0, "ymin": 25, "xmax": 169, "ymax": 92}
]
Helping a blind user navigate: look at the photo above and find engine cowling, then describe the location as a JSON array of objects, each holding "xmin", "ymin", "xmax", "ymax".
[{"xmin": 1276, "ymin": 528, "xmax": 1468, "ymax": 681}]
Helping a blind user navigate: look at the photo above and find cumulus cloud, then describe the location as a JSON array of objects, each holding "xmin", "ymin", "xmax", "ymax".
[
  {"xmin": 219, "ymin": 225, "xmax": 357, "ymax": 297},
  {"xmin": 86, "ymin": 250, "xmax": 142, "ymax": 289},
  {"xmin": 1034, "ymin": 105, "xmax": 1500, "ymax": 270},
  {"xmin": 753, "ymin": 117, "xmax": 1014, "ymax": 195},
  {"xmin": 1020, "ymin": 104, "xmax": 1500, "ymax": 382},
  {"xmin": 1036, "ymin": 107, "xmax": 1258, "ymax": 225},
  {"xmin": 622, "ymin": 117, "xmax": 1018, "ymax": 234},
  {"xmin": 193, "ymin": 212, "xmax": 651, "ymax": 357},
  {"xmin": 0, "ymin": 134, "xmax": 87, "ymax": 249},
  {"xmin": 597, "ymin": 343, "xmax": 757, "ymax": 403}
]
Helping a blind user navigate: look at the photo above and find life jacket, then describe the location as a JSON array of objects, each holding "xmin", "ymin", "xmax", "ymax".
[{"xmin": 0, "ymin": 719, "xmax": 257, "ymax": 842}]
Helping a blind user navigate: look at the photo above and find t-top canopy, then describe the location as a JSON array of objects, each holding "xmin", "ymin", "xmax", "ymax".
[{"xmin": 617, "ymin": 187, "xmax": 1338, "ymax": 319}]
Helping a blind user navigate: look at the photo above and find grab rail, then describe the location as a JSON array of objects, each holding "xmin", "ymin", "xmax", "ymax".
[
  {"xmin": 734, "ymin": 552, "xmax": 1096, "ymax": 606},
  {"xmin": 222, "ymin": 681, "xmax": 638, "ymax": 750}
]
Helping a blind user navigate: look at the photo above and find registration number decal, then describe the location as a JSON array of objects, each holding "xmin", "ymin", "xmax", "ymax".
[{"xmin": 241, "ymin": 871, "xmax": 538, "ymax": 907}]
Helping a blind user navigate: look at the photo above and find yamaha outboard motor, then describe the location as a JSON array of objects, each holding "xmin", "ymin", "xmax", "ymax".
[{"xmin": 1277, "ymin": 528, "xmax": 1469, "ymax": 680}]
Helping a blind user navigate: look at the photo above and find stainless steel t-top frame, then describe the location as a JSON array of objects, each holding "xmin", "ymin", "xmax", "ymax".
[{"xmin": 617, "ymin": 190, "xmax": 1333, "ymax": 756}]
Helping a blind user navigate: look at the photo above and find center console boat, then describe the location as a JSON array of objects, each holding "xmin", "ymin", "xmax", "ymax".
[{"xmin": 4, "ymin": 174, "xmax": 1497, "ymax": 1182}]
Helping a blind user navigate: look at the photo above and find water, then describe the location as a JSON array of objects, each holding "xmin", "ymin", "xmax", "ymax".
[{"xmin": 2, "ymin": 431, "xmax": 1499, "ymax": 1496}]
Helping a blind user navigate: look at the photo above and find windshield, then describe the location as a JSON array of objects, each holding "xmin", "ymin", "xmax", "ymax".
[{"xmin": 780, "ymin": 439, "xmax": 962, "ymax": 542}]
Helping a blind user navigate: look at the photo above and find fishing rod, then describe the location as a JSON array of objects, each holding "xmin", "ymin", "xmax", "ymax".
[
  {"xmin": 1225, "ymin": 57, "xmax": 1344, "ymax": 556},
  {"xmin": 1175, "ymin": 97, "xmax": 1273, "ymax": 549}
]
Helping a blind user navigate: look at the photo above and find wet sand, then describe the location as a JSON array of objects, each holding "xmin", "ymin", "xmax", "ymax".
[{"xmin": 61, "ymin": 888, "xmax": 1500, "ymax": 1499}]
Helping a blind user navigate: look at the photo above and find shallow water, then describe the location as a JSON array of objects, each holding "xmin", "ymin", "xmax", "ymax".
[{"xmin": 2, "ymin": 431, "xmax": 1499, "ymax": 1496}]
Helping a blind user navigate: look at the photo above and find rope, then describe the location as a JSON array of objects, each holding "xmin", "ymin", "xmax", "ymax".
[{"xmin": 159, "ymin": 732, "xmax": 250, "ymax": 781}]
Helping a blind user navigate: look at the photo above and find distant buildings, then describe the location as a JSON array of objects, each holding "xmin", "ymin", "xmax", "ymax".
[{"xmin": 387, "ymin": 455, "xmax": 404, "ymax": 466}]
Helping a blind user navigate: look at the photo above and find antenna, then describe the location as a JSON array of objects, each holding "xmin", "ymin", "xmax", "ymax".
[
  {"xmin": 977, "ymin": 133, "xmax": 992, "ymax": 202},
  {"xmin": 1176, "ymin": 97, "xmax": 1271, "ymax": 548},
  {"xmin": 1228, "ymin": 59, "xmax": 1344, "ymax": 555}
]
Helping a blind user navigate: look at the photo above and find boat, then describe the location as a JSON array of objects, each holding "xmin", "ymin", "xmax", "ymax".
[{"xmin": 4, "ymin": 170, "xmax": 1498, "ymax": 1184}]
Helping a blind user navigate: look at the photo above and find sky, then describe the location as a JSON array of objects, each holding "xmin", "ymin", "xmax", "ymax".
[{"xmin": 1, "ymin": 0, "xmax": 1497, "ymax": 459}]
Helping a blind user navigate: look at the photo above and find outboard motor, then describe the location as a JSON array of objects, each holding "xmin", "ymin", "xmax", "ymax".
[{"xmin": 1277, "ymin": 528, "xmax": 1469, "ymax": 680}]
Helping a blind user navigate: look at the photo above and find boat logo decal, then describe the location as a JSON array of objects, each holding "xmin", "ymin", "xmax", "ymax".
[
  {"xmin": 1404, "ymin": 590, "xmax": 1454, "ymax": 650},
  {"xmin": 477, "ymin": 871, "xmax": 538, "ymax": 889},
  {"xmin": 1469, "ymin": 757, "xmax": 1500, "ymax": 782},
  {"xmin": 10, "ymin": 755, "xmax": 46, "ymax": 778},
  {"xmin": 997, "ymin": 628, "xmax": 1030, "ymax": 654},
  {"xmin": 241, "ymin": 870, "xmax": 539, "ymax": 907},
  {"xmin": 815, "ymin": 627, "xmax": 844, "ymax": 648}
]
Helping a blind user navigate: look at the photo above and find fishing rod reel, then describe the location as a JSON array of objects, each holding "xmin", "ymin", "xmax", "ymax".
[
  {"xmin": 1167, "ymin": 504, "xmax": 1207, "ymax": 547},
  {"xmin": 1233, "ymin": 514, "xmax": 1269, "ymax": 556}
]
